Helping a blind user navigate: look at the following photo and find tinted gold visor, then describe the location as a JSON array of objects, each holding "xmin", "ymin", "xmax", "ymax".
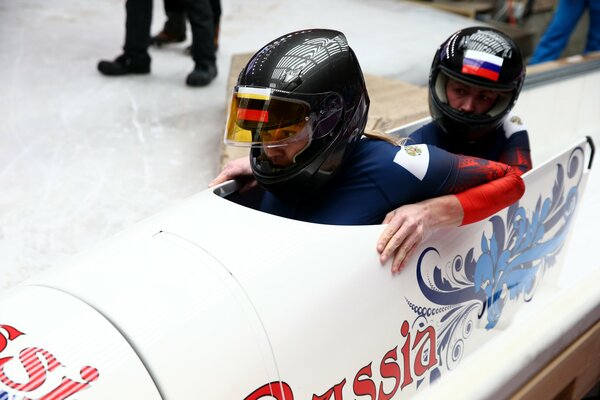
[{"xmin": 225, "ymin": 86, "xmax": 316, "ymax": 147}]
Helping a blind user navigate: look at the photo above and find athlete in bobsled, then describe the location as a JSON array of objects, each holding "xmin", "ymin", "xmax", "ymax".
[
  {"xmin": 377, "ymin": 26, "xmax": 533, "ymax": 272},
  {"xmin": 212, "ymin": 28, "xmax": 524, "ymax": 240}
]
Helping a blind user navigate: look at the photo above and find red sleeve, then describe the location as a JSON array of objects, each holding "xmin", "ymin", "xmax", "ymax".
[
  {"xmin": 499, "ymin": 147, "xmax": 532, "ymax": 176},
  {"xmin": 499, "ymin": 131, "xmax": 533, "ymax": 175},
  {"xmin": 453, "ymin": 157, "xmax": 525, "ymax": 225}
]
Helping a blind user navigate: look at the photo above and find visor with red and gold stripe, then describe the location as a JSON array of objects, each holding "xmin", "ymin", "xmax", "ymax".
[{"xmin": 224, "ymin": 86, "xmax": 338, "ymax": 148}]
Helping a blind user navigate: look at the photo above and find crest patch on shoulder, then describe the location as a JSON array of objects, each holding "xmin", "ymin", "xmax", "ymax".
[
  {"xmin": 404, "ymin": 145, "xmax": 423, "ymax": 157},
  {"xmin": 503, "ymin": 113, "xmax": 527, "ymax": 138},
  {"xmin": 394, "ymin": 144, "xmax": 429, "ymax": 181},
  {"xmin": 510, "ymin": 115, "xmax": 523, "ymax": 125}
]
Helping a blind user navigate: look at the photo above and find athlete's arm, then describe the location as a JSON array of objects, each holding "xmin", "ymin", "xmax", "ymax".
[
  {"xmin": 449, "ymin": 155, "xmax": 524, "ymax": 223},
  {"xmin": 378, "ymin": 150, "xmax": 524, "ymax": 273},
  {"xmin": 498, "ymin": 130, "xmax": 532, "ymax": 175},
  {"xmin": 499, "ymin": 116, "xmax": 532, "ymax": 175}
]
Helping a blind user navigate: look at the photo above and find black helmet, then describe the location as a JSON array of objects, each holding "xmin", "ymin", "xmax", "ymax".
[
  {"xmin": 224, "ymin": 29, "xmax": 369, "ymax": 197},
  {"xmin": 429, "ymin": 27, "xmax": 525, "ymax": 139}
]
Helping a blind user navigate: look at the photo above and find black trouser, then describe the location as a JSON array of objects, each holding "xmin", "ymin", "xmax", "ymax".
[
  {"xmin": 123, "ymin": 0, "xmax": 217, "ymax": 65},
  {"xmin": 183, "ymin": 0, "xmax": 216, "ymax": 65},
  {"xmin": 163, "ymin": 0, "xmax": 220, "ymax": 32},
  {"xmin": 209, "ymin": 0, "xmax": 222, "ymax": 28},
  {"xmin": 163, "ymin": 0, "xmax": 186, "ymax": 39},
  {"xmin": 123, "ymin": 0, "xmax": 153, "ymax": 64}
]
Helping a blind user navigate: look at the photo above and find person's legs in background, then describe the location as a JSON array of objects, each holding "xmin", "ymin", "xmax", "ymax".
[
  {"xmin": 151, "ymin": 0, "xmax": 187, "ymax": 46},
  {"xmin": 98, "ymin": 0, "xmax": 153, "ymax": 75},
  {"xmin": 184, "ymin": 0, "xmax": 217, "ymax": 87},
  {"xmin": 184, "ymin": 0, "xmax": 220, "ymax": 56},
  {"xmin": 584, "ymin": 0, "xmax": 600, "ymax": 54},
  {"xmin": 209, "ymin": 0, "xmax": 221, "ymax": 49},
  {"xmin": 529, "ymin": 0, "xmax": 586, "ymax": 64}
]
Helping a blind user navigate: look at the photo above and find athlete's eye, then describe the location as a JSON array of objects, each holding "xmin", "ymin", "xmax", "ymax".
[
  {"xmin": 452, "ymin": 87, "xmax": 466, "ymax": 96},
  {"xmin": 479, "ymin": 93, "xmax": 497, "ymax": 103}
]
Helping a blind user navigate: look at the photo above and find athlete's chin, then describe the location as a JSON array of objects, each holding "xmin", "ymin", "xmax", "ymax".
[
  {"xmin": 464, "ymin": 131, "xmax": 489, "ymax": 142},
  {"xmin": 269, "ymin": 158, "xmax": 293, "ymax": 167}
]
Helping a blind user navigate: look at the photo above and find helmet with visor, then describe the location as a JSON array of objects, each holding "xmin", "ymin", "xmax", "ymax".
[
  {"xmin": 429, "ymin": 27, "xmax": 525, "ymax": 140},
  {"xmin": 224, "ymin": 29, "xmax": 369, "ymax": 197}
]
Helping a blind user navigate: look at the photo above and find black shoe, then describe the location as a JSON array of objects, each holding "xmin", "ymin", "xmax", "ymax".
[
  {"xmin": 150, "ymin": 30, "xmax": 186, "ymax": 47},
  {"xmin": 97, "ymin": 54, "xmax": 150, "ymax": 76},
  {"xmin": 186, "ymin": 62, "xmax": 217, "ymax": 87}
]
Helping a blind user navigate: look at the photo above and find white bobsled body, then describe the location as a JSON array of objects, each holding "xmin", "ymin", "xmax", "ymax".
[{"xmin": 0, "ymin": 138, "xmax": 594, "ymax": 399}]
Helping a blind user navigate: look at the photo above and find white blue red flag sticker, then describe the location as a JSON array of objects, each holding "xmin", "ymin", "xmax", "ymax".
[{"xmin": 461, "ymin": 50, "xmax": 503, "ymax": 81}]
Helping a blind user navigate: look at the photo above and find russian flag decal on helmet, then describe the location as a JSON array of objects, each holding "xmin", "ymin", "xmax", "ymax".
[{"xmin": 461, "ymin": 50, "xmax": 504, "ymax": 81}]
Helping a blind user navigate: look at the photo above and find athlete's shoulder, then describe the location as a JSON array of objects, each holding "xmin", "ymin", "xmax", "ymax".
[
  {"xmin": 502, "ymin": 113, "xmax": 528, "ymax": 138},
  {"xmin": 356, "ymin": 136, "xmax": 398, "ymax": 153},
  {"xmin": 349, "ymin": 137, "xmax": 399, "ymax": 169},
  {"xmin": 408, "ymin": 121, "xmax": 443, "ymax": 145},
  {"xmin": 353, "ymin": 139, "xmax": 434, "ymax": 180}
]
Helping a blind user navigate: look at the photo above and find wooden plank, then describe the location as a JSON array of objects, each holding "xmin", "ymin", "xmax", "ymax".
[
  {"xmin": 509, "ymin": 320, "xmax": 600, "ymax": 400},
  {"xmin": 531, "ymin": 0, "xmax": 557, "ymax": 13},
  {"xmin": 364, "ymin": 74, "xmax": 428, "ymax": 133},
  {"xmin": 526, "ymin": 50, "xmax": 600, "ymax": 75}
]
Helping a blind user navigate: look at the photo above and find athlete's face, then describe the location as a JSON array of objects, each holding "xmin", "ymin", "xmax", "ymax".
[
  {"xmin": 262, "ymin": 122, "xmax": 311, "ymax": 167},
  {"xmin": 446, "ymin": 78, "xmax": 500, "ymax": 115}
]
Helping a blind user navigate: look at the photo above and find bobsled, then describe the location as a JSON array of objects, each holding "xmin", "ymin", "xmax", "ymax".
[{"xmin": 0, "ymin": 136, "xmax": 594, "ymax": 400}]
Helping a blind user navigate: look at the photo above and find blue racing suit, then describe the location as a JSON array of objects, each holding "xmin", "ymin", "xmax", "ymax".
[
  {"xmin": 407, "ymin": 116, "xmax": 532, "ymax": 175},
  {"xmin": 258, "ymin": 138, "xmax": 524, "ymax": 225}
]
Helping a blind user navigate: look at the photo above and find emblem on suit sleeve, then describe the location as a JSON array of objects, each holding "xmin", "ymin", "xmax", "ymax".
[
  {"xmin": 503, "ymin": 113, "xmax": 527, "ymax": 138},
  {"xmin": 404, "ymin": 145, "xmax": 422, "ymax": 156},
  {"xmin": 393, "ymin": 144, "xmax": 429, "ymax": 181},
  {"xmin": 509, "ymin": 115, "xmax": 522, "ymax": 125}
]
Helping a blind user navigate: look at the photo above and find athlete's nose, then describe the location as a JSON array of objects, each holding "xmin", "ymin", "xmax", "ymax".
[{"xmin": 459, "ymin": 96, "xmax": 476, "ymax": 114}]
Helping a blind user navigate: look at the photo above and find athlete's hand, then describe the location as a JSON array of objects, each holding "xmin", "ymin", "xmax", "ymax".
[
  {"xmin": 377, "ymin": 196, "xmax": 463, "ymax": 274},
  {"xmin": 377, "ymin": 203, "xmax": 433, "ymax": 274},
  {"xmin": 209, "ymin": 156, "xmax": 257, "ymax": 193}
]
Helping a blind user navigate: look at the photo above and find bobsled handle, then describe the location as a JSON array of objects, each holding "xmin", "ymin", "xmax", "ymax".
[
  {"xmin": 212, "ymin": 179, "xmax": 241, "ymax": 198},
  {"xmin": 586, "ymin": 136, "xmax": 595, "ymax": 170}
]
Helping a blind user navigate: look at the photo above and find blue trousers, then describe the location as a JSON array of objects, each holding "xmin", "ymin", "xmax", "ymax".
[{"xmin": 529, "ymin": 0, "xmax": 600, "ymax": 64}]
